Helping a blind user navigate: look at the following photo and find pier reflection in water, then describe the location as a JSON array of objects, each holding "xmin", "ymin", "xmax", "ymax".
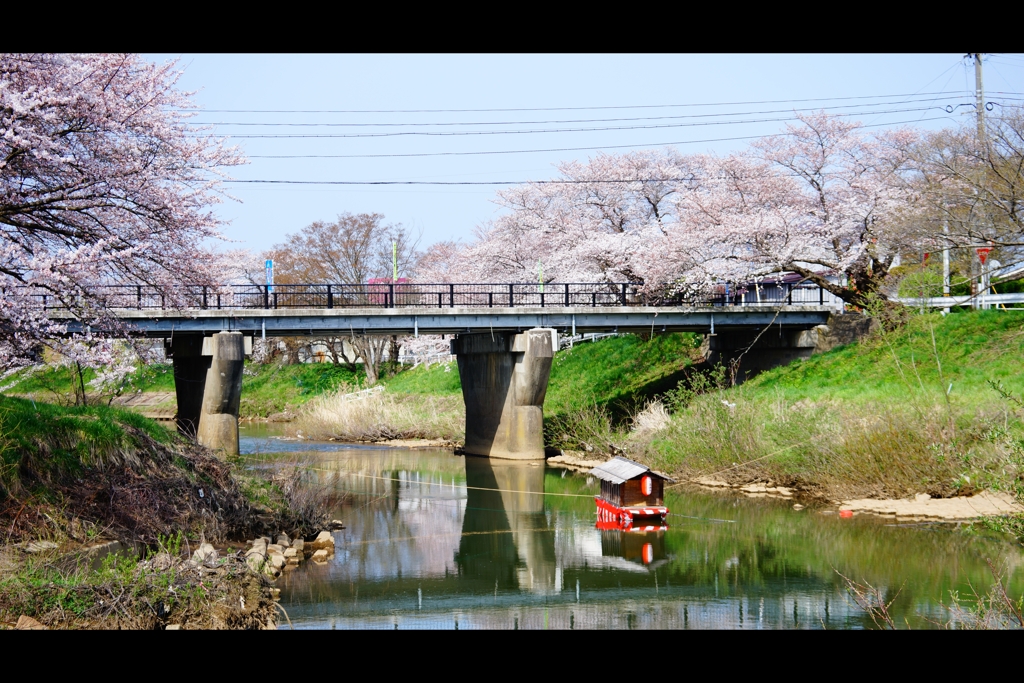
[{"xmin": 254, "ymin": 435, "xmax": 1024, "ymax": 630}]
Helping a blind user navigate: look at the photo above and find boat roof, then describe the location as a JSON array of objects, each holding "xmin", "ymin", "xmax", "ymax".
[{"xmin": 589, "ymin": 456, "xmax": 675, "ymax": 484}]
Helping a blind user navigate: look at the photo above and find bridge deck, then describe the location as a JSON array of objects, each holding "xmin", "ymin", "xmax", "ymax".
[{"xmin": 57, "ymin": 305, "xmax": 836, "ymax": 337}]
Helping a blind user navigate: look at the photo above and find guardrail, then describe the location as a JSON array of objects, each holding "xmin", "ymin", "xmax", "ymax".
[
  {"xmin": 897, "ymin": 292, "xmax": 1024, "ymax": 308},
  {"xmin": 32, "ymin": 281, "xmax": 839, "ymax": 311}
]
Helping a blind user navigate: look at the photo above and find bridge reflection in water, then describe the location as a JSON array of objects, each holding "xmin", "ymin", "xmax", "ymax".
[
  {"xmin": 266, "ymin": 442, "xmax": 1024, "ymax": 630},
  {"xmin": 457, "ymin": 458, "xmax": 557, "ymax": 594}
]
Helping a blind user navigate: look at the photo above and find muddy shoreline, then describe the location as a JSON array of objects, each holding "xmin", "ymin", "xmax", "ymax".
[{"xmin": 541, "ymin": 452, "xmax": 1024, "ymax": 523}]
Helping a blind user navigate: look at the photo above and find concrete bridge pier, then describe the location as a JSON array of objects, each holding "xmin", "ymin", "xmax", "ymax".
[
  {"xmin": 452, "ymin": 328, "xmax": 556, "ymax": 460},
  {"xmin": 165, "ymin": 331, "xmax": 250, "ymax": 456},
  {"xmin": 196, "ymin": 332, "xmax": 246, "ymax": 456},
  {"xmin": 166, "ymin": 334, "xmax": 209, "ymax": 439}
]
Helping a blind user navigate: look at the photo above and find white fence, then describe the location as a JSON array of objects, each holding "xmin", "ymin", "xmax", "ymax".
[{"xmin": 897, "ymin": 292, "xmax": 1024, "ymax": 309}]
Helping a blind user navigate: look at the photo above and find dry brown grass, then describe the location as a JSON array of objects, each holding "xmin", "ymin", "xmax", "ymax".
[{"xmin": 293, "ymin": 386, "xmax": 464, "ymax": 443}]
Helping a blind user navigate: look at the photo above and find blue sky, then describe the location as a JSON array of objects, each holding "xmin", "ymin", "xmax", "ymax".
[{"xmin": 146, "ymin": 54, "xmax": 1024, "ymax": 254}]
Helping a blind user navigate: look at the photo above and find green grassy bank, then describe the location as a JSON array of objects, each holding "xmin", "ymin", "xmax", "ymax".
[
  {"xmin": 2, "ymin": 359, "xmax": 365, "ymax": 419},
  {"xmin": 379, "ymin": 331, "xmax": 701, "ymax": 415},
  {"xmin": 639, "ymin": 311, "xmax": 1024, "ymax": 501}
]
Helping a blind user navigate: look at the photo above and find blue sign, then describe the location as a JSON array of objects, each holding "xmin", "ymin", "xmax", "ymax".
[{"xmin": 265, "ymin": 259, "xmax": 274, "ymax": 293}]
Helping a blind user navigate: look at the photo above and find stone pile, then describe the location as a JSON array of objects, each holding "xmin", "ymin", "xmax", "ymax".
[{"xmin": 244, "ymin": 529, "xmax": 336, "ymax": 579}]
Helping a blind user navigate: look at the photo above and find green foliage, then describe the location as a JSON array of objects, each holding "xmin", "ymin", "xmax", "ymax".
[
  {"xmin": 895, "ymin": 261, "xmax": 946, "ymax": 299},
  {"xmin": 545, "ymin": 333, "xmax": 701, "ymax": 419},
  {"xmin": 663, "ymin": 363, "xmax": 728, "ymax": 411},
  {"xmin": 383, "ymin": 360, "xmax": 462, "ymax": 396}
]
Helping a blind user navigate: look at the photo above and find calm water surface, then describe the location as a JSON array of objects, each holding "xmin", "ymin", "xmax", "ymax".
[{"xmin": 240, "ymin": 426, "xmax": 1024, "ymax": 630}]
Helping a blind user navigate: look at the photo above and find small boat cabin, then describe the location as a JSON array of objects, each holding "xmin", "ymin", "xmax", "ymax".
[{"xmin": 590, "ymin": 456, "xmax": 674, "ymax": 525}]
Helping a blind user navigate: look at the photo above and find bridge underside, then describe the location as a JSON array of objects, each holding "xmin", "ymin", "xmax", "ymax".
[{"xmin": 61, "ymin": 305, "xmax": 833, "ymax": 337}]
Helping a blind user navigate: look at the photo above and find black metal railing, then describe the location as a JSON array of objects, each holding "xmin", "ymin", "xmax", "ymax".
[{"xmin": 30, "ymin": 281, "xmax": 836, "ymax": 311}]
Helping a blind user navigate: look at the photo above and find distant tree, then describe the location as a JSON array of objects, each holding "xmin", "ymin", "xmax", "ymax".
[
  {"xmin": 905, "ymin": 105, "xmax": 1024, "ymax": 283},
  {"xmin": 0, "ymin": 53, "xmax": 243, "ymax": 369},
  {"xmin": 266, "ymin": 213, "xmax": 420, "ymax": 384}
]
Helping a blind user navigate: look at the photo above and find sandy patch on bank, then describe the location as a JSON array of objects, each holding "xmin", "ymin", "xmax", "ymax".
[
  {"xmin": 839, "ymin": 491, "xmax": 1023, "ymax": 521},
  {"xmin": 546, "ymin": 454, "xmax": 608, "ymax": 473},
  {"xmin": 692, "ymin": 475, "xmax": 1022, "ymax": 520},
  {"xmin": 694, "ymin": 477, "xmax": 795, "ymax": 499},
  {"xmin": 376, "ymin": 438, "xmax": 458, "ymax": 449}
]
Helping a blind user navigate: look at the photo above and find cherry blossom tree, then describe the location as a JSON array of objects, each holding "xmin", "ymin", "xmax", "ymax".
[
  {"xmin": 445, "ymin": 115, "xmax": 922, "ymax": 307},
  {"xmin": 466, "ymin": 150, "xmax": 686, "ymax": 284},
  {"xmin": 0, "ymin": 53, "xmax": 244, "ymax": 370}
]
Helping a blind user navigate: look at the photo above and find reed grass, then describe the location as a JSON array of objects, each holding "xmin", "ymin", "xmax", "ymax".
[{"xmin": 292, "ymin": 384, "xmax": 464, "ymax": 442}]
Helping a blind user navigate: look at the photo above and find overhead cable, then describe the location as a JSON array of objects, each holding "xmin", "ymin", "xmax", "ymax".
[
  {"xmin": 189, "ymin": 97, "xmax": 983, "ymax": 128},
  {"xmin": 203, "ymin": 107, "xmax": 948, "ymax": 138},
  {"xmin": 177, "ymin": 90, "xmax": 972, "ymax": 114},
  {"xmin": 242, "ymin": 115, "xmax": 955, "ymax": 159}
]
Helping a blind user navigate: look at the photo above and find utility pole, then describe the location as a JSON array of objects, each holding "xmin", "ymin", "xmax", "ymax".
[
  {"xmin": 942, "ymin": 221, "xmax": 950, "ymax": 314},
  {"xmin": 971, "ymin": 53, "xmax": 988, "ymax": 310},
  {"xmin": 974, "ymin": 53, "xmax": 986, "ymax": 141}
]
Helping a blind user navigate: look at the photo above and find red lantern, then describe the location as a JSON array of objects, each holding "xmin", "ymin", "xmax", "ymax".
[{"xmin": 641, "ymin": 475, "xmax": 653, "ymax": 496}]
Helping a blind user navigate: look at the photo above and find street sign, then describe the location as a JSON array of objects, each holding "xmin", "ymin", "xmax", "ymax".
[
  {"xmin": 265, "ymin": 259, "xmax": 274, "ymax": 293},
  {"xmin": 976, "ymin": 247, "xmax": 993, "ymax": 265}
]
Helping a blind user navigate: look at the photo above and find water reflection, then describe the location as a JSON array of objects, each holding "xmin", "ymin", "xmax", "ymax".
[
  {"xmin": 457, "ymin": 458, "xmax": 557, "ymax": 594},
  {"xmin": 253, "ymin": 431, "xmax": 1024, "ymax": 630}
]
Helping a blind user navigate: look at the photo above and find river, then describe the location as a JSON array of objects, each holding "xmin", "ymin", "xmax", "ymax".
[{"xmin": 240, "ymin": 424, "xmax": 1024, "ymax": 630}]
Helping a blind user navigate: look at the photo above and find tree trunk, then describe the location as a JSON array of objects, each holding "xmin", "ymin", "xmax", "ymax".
[
  {"xmin": 75, "ymin": 361, "xmax": 87, "ymax": 406},
  {"xmin": 784, "ymin": 263, "xmax": 887, "ymax": 309}
]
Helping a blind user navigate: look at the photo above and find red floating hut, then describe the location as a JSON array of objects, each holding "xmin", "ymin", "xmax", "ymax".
[{"xmin": 590, "ymin": 456, "xmax": 673, "ymax": 528}]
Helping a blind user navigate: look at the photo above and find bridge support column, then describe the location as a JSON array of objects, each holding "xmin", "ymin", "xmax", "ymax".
[
  {"xmin": 196, "ymin": 332, "xmax": 246, "ymax": 456},
  {"xmin": 166, "ymin": 332, "xmax": 249, "ymax": 456},
  {"xmin": 167, "ymin": 335, "xmax": 210, "ymax": 439},
  {"xmin": 452, "ymin": 328, "xmax": 556, "ymax": 460}
]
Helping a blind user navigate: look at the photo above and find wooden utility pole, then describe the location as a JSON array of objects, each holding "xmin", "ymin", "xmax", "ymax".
[{"xmin": 971, "ymin": 53, "xmax": 988, "ymax": 309}]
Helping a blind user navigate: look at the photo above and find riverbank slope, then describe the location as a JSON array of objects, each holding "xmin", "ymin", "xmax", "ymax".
[{"xmin": 0, "ymin": 397, "xmax": 331, "ymax": 629}]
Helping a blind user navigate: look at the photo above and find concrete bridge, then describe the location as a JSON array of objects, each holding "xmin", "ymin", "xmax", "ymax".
[{"xmin": 47, "ymin": 282, "xmax": 837, "ymax": 458}]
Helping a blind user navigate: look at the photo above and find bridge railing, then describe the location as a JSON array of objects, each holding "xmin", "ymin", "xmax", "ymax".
[{"xmin": 30, "ymin": 281, "xmax": 838, "ymax": 311}]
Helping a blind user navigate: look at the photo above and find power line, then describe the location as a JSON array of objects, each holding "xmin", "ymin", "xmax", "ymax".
[
  {"xmin": 189, "ymin": 97, "xmax": 975, "ymax": 128},
  {"xmin": 220, "ymin": 166, "xmax": 946, "ymax": 186},
  {"xmin": 177, "ymin": 90, "xmax": 972, "ymax": 114},
  {"xmin": 201, "ymin": 107, "xmax": 948, "ymax": 139},
  {"xmin": 241, "ymin": 115, "xmax": 956, "ymax": 159},
  {"xmin": 226, "ymin": 178, "xmax": 728, "ymax": 186}
]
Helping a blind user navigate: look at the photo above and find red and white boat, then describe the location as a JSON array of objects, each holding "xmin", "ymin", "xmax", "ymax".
[{"xmin": 590, "ymin": 456, "xmax": 673, "ymax": 527}]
